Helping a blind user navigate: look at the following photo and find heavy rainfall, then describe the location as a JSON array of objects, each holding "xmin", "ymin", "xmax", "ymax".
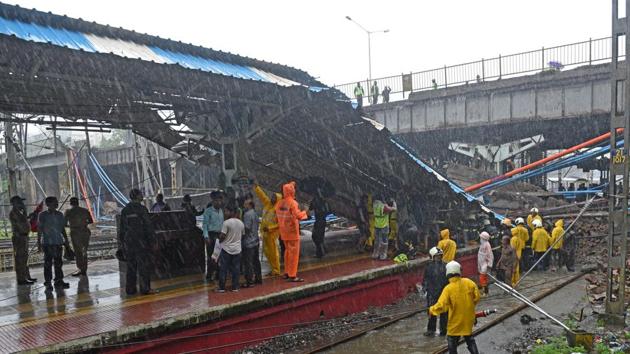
[{"xmin": 0, "ymin": 0, "xmax": 625, "ymax": 353}]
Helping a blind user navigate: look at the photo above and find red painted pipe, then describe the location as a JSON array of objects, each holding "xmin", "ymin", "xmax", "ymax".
[{"xmin": 465, "ymin": 128, "xmax": 623, "ymax": 193}]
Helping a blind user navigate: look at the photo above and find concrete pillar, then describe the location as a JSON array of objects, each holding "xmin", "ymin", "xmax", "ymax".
[{"xmin": 170, "ymin": 159, "xmax": 183, "ymax": 196}]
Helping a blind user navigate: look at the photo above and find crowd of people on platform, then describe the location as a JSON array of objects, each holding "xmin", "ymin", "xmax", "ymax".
[{"xmin": 420, "ymin": 206, "xmax": 575, "ymax": 353}]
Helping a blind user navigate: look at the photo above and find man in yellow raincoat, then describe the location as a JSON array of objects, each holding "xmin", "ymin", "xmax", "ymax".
[
  {"xmin": 429, "ymin": 261, "xmax": 480, "ymax": 354},
  {"xmin": 438, "ymin": 229, "xmax": 457, "ymax": 263},
  {"xmin": 254, "ymin": 183, "xmax": 283, "ymax": 276}
]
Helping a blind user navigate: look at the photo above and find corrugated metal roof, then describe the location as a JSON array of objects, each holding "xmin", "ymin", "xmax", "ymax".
[{"xmin": 0, "ymin": 14, "xmax": 320, "ymax": 90}]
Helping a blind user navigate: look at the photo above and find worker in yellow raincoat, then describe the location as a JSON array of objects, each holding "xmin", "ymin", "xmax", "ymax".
[
  {"xmin": 254, "ymin": 183, "xmax": 283, "ymax": 276},
  {"xmin": 510, "ymin": 227, "xmax": 524, "ymax": 286},
  {"xmin": 429, "ymin": 261, "xmax": 480, "ymax": 354},
  {"xmin": 550, "ymin": 219, "xmax": 565, "ymax": 271},
  {"xmin": 437, "ymin": 229, "xmax": 457, "ymax": 263}
]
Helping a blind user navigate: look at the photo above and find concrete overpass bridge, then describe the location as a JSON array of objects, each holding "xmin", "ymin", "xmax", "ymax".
[{"xmin": 338, "ymin": 37, "xmax": 616, "ymax": 164}]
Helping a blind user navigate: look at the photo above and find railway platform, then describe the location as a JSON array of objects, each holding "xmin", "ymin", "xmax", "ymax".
[{"xmin": 0, "ymin": 244, "xmax": 478, "ymax": 354}]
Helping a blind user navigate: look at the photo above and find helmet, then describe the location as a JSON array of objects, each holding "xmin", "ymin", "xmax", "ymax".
[
  {"xmin": 429, "ymin": 247, "xmax": 443, "ymax": 258},
  {"xmin": 530, "ymin": 207, "xmax": 539, "ymax": 214},
  {"xmin": 445, "ymin": 261, "xmax": 462, "ymax": 277},
  {"xmin": 515, "ymin": 217, "xmax": 525, "ymax": 225},
  {"xmin": 532, "ymin": 219, "xmax": 543, "ymax": 228},
  {"xmin": 480, "ymin": 231, "xmax": 491, "ymax": 240},
  {"xmin": 501, "ymin": 218, "xmax": 512, "ymax": 227}
]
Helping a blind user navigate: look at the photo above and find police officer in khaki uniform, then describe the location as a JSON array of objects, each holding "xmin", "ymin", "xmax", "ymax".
[
  {"xmin": 64, "ymin": 197, "xmax": 93, "ymax": 276},
  {"xmin": 9, "ymin": 196, "xmax": 35, "ymax": 285}
]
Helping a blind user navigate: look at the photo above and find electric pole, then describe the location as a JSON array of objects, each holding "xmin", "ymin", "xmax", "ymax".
[
  {"xmin": 606, "ymin": 0, "xmax": 630, "ymax": 325},
  {"xmin": 3, "ymin": 116, "xmax": 18, "ymax": 197}
]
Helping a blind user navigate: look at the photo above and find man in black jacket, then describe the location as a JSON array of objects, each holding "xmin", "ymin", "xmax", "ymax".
[
  {"xmin": 422, "ymin": 246, "xmax": 449, "ymax": 336},
  {"xmin": 120, "ymin": 189, "xmax": 156, "ymax": 295}
]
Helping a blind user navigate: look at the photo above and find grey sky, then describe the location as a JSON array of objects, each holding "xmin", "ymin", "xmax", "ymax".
[{"xmin": 4, "ymin": 0, "xmax": 611, "ymax": 87}]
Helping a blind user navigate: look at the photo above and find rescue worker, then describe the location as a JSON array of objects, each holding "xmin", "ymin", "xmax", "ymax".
[
  {"xmin": 510, "ymin": 227, "xmax": 524, "ymax": 286},
  {"xmin": 387, "ymin": 198, "xmax": 399, "ymax": 253},
  {"xmin": 120, "ymin": 189, "xmax": 156, "ymax": 295},
  {"xmin": 254, "ymin": 183, "xmax": 282, "ymax": 276},
  {"xmin": 371, "ymin": 80, "xmax": 379, "ymax": 104},
  {"xmin": 366, "ymin": 193, "xmax": 375, "ymax": 248},
  {"xmin": 512, "ymin": 217, "xmax": 530, "ymax": 272},
  {"xmin": 64, "ymin": 197, "xmax": 93, "ymax": 276},
  {"xmin": 150, "ymin": 193, "xmax": 171, "ymax": 212},
  {"xmin": 438, "ymin": 229, "xmax": 457, "ymax": 263},
  {"xmin": 422, "ymin": 247, "xmax": 448, "ymax": 337},
  {"xmin": 531, "ymin": 219, "xmax": 550, "ymax": 271},
  {"xmin": 309, "ymin": 194, "xmax": 330, "ymax": 258},
  {"xmin": 372, "ymin": 197, "xmax": 397, "ymax": 260},
  {"xmin": 181, "ymin": 194, "xmax": 203, "ymax": 225},
  {"xmin": 496, "ymin": 236, "xmax": 516, "ymax": 284},
  {"xmin": 429, "ymin": 261, "xmax": 481, "ymax": 354},
  {"xmin": 276, "ymin": 182, "xmax": 309, "ymax": 282},
  {"xmin": 354, "ymin": 82, "xmax": 365, "ymax": 109},
  {"xmin": 9, "ymin": 196, "xmax": 35, "ymax": 285},
  {"xmin": 477, "ymin": 231, "xmax": 493, "ymax": 296},
  {"xmin": 550, "ymin": 219, "xmax": 565, "ymax": 272},
  {"xmin": 526, "ymin": 207, "xmax": 542, "ymax": 231},
  {"xmin": 38, "ymin": 196, "xmax": 70, "ymax": 291},
  {"xmin": 202, "ymin": 191, "xmax": 224, "ymax": 281}
]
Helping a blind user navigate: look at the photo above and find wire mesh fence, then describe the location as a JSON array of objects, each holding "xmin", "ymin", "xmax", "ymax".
[{"xmin": 335, "ymin": 37, "xmax": 615, "ymax": 105}]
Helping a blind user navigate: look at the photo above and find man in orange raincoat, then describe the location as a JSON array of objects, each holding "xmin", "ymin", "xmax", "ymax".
[{"xmin": 276, "ymin": 182, "xmax": 309, "ymax": 282}]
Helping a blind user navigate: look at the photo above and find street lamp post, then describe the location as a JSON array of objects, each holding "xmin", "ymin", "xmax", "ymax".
[{"xmin": 345, "ymin": 16, "xmax": 389, "ymax": 95}]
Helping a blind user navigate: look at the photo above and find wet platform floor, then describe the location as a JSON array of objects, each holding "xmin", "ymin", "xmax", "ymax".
[{"xmin": 0, "ymin": 251, "xmax": 386, "ymax": 353}]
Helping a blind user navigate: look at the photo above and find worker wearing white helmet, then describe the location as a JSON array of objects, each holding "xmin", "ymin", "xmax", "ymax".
[
  {"xmin": 422, "ymin": 247, "xmax": 448, "ymax": 337},
  {"xmin": 512, "ymin": 217, "xmax": 531, "ymax": 272},
  {"xmin": 430, "ymin": 261, "xmax": 481, "ymax": 354},
  {"xmin": 531, "ymin": 218, "xmax": 551, "ymax": 271},
  {"xmin": 527, "ymin": 207, "xmax": 543, "ymax": 231}
]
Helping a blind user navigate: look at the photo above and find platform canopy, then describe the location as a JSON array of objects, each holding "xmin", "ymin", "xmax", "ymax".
[{"xmin": 0, "ymin": 3, "xmax": 493, "ymax": 224}]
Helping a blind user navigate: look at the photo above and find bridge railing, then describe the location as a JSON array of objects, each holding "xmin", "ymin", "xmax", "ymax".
[{"xmin": 335, "ymin": 37, "xmax": 616, "ymax": 105}]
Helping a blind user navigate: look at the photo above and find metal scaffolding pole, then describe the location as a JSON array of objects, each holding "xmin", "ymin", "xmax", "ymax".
[
  {"xmin": 2, "ymin": 115, "xmax": 18, "ymax": 197},
  {"xmin": 606, "ymin": 0, "xmax": 630, "ymax": 325}
]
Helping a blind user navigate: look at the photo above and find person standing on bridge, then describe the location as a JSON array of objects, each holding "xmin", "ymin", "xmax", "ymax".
[
  {"xmin": 422, "ymin": 247, "xmax": 448, "ymax": 337},
  {"xmin": 38, "ymin": 196, "xmax": 70, "ymax": 291},
  {"xmin": 370, "ymin": 81, "xmax": 379, "ymax": 104},
  {"xmin": 354, "ymin": 82, "xmax": 365, "ymax": 109},
  {"xmin": 382, "ymin": 86, "xmax": 391, "ymax": 103},
  {"xmin": 254, "ymin": 182, "xmax": 282, "ymax": 276},
  {"xmin": 276, "ymin": 182, "xmax": 309, "ymax": 282},
  {"xmin": 429, "ymin": 260, "xmax": 481, "ymax": 354},
  {"xmin": 64, "ymin": 197, "xmax": 93, "ymax": 277},
  {"xmin": 438, "ymin": 229, "xmax": 457, "ymax": 263},
  {"xmin": 120, "ymin": 189, "xmax": 156, "ymax": 295},
  {"xmin": 9, "ymin": 195, "xmax": 35, "ymax": 285}
]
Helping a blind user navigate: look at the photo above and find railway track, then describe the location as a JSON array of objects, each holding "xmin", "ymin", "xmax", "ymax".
[{"xmin": 298, "ymin": 269, "xmax": 589, "ymax": 354}]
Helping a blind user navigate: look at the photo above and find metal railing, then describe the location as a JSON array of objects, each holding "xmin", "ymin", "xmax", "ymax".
[{"xmin": 335, "ymin": 36, "xmax": 618, "ymax": 105}]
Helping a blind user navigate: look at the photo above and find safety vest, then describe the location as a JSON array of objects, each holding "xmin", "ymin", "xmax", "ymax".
[
  {"xmin": 374, "ymin": 202, "xmax": 389, "ymax": 229},
  {"xmin": 354, "ymin": 85, "xmax": 364, "ymax": 97}
]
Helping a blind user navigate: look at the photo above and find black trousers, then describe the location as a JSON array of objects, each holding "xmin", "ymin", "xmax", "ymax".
[
  {"xmin": 312, "ymin": 221, "xmax": 326, "ymax": 258},
  {"xmin": 447, "ymin": 335, "xmax": 479, "ymax": 354},
  {"xmin": 521, "ymin": 247, "xmax": 533, "ymax": 271},
  {"xmin": 242, "ymin": 246, "xmax": 262, "ymax": 284},
  {"xmin": 12, "ymin": 235, "xmax": 30, "ymax": 282},
  {"xmin": 534, "ymin": 251, "xmax": 548, "ymax": 270},
  {"xmin": 218, "ymin": 251, "xmax": 241, "ymax": 291},
  {"xmin": 279, "ymin": 239, "xmax": 286, "ymax": 265},
  {"xmin": 205, "ymin": 232, "xmax": 220, "ymax": 278},
  {"xmin": 126, "ymin": 247, "xmax": 152, "ymax": 294},
  {"xmin": 427, "ymin": 297, "xmax": 447, "ymax": 334},
  {"xmin": 43, "ymin": 245, "xmax": 64, "ymax": 284}
]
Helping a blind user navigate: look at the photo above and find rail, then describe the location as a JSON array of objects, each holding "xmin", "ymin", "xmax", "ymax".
[{"xmin": 334, "ymin": 37, "xmax": 617, "ymax": 105}]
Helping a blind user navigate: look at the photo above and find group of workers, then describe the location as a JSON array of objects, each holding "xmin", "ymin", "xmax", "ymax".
[
  {"xmin": 420, "ymin": 207, "xmax": 575, "ymax": 353},
  {"xmin": 8, "ymin": 195, "xmax": 93, "ymax": 291},
  {"xmin": 353, "ymin": 81, "xmax": 392, "ymax": 109}
]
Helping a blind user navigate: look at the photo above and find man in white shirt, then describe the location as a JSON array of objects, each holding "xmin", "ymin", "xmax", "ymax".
[{"xmin": 216, "ymin": 205, "xmax": 244, "ymax": 293}]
